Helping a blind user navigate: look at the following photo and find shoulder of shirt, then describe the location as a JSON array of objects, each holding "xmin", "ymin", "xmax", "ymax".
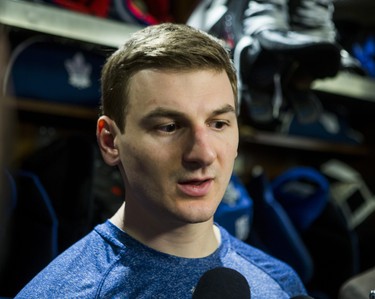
[
  {"xmin": 218, "ymin": 224, "xmax": 305, "ymax": 293},
  {"xmin": 15, "ymin": 221, "xmax": 126, "ymax": 299}
]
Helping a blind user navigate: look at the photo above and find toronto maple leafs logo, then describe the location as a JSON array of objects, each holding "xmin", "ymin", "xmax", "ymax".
[
  {"xmin": 65, "ymin": 52, "xmax": 92, "ymax": 89},
  {"xmin": 222, "ymin": 180, "xmax": 240, "ymax": 206}
]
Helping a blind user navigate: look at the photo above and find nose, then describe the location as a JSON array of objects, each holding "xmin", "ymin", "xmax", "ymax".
[{"xmin": 182, "ymin": 125, "xmax": 217, "ymax": 169}]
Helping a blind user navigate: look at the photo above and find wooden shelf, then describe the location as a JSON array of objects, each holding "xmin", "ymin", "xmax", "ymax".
[
  {"xmin": 240, "ymin": 126, "xmax": 368, "ymax": 156},
  {"xmin": 0, "ymin": 0, "xmax": 141, "ymax": 48},
  {"xmin": 313, "ymin": 72, "xmax": 375, "ymax": 104},
  {"xmin": 4, "ymin": 97, "xmax": 98, "ymax": 120}
]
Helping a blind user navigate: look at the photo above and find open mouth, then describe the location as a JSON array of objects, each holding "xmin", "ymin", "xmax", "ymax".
[
  {"xmin": 186, "ymin": 179, "xmax": 209, "ymax": 185},
  {"xmin": 178, "ymin": 179, "xmax": 213, "ymax": 197}
]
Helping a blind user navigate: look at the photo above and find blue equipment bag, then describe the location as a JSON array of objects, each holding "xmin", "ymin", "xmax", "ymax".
[
  {"xmin": 215, "ymin": 174, "xmax": 253, "ymax": 241},
  {"xmin": 7, "ymin": 36, "xmax": 106, "ymax": 107}
]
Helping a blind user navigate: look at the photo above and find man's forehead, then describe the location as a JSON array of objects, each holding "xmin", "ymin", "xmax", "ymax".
[{"xmin": 126, "ymin": 69, "xmax": 235, "ymax": 118}]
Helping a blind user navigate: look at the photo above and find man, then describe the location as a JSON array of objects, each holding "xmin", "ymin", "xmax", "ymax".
[{"xmin": 16, "ymin": 23, "xmax": 307, "ymax": 298}]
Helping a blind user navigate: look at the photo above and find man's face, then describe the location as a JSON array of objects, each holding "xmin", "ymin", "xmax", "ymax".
[{"xmin": 115, "ymin": 69, "xmax": 239, "ymax": 225}]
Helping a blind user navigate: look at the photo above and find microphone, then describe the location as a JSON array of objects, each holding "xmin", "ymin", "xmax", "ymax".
[{"xmin": 192, "ymin": 267, "xmax": 251, "ymax": 299}]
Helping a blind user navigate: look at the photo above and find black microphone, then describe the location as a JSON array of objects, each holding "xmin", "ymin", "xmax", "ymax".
[{"xmin": 192, "ymin": 267, "xmax": 251, "ymax": 299}]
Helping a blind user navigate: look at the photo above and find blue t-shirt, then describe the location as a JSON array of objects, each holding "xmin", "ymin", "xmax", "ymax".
[{"xmin": 16, "ymin": 221, "xmax": 306, "ymax": 298}]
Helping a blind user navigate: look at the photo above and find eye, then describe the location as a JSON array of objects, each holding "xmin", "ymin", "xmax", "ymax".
[
  {"xmin": 158, "ymin": 123, "xmax": 178, "ymax": 133},
  {"xmin": 209, "ymin": 120, "xmax": 229, "ymax": 130}
]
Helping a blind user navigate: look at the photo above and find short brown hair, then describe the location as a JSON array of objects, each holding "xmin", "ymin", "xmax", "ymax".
[{"xmin": 101, "ymin": 23, "xmax": 238, "ymax": 132}]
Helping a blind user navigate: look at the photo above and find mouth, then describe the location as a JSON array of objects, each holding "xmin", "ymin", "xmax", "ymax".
[{"xmin": 177, "ymin": 178, "xmax": 213, "ymax": 197}]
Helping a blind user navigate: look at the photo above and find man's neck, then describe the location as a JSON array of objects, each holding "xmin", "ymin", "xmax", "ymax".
[{"xmin": 110, "ymin": 203, "xmax": 221, "ymax": 258}]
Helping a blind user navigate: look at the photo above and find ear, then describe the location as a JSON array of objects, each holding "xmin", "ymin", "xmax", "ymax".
[{"xmin": 97, "ymin": 115, "xmax": 120, "ymax": 166}]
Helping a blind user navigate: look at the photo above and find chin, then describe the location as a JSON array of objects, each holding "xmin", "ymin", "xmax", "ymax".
[
  {"xmin": 185, "ymin": 215, "xmax": 213, "ymax": 224},
  {"xmin": 177, "ymin": 204, "xmax": 217, "ymax": 224}
]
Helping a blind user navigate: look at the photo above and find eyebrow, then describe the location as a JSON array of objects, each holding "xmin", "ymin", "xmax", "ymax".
[
  {"xmin": 211, "ymin": 104, "xmax": 236, "ymax": 116},
  {"xmin": 142, "ymin": 104, "xmax": 236, "ymax": 122}
]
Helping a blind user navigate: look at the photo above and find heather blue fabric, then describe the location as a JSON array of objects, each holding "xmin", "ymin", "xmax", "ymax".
[{"xmin": 15, "ymin": 220, "xmax": 306, "ymax": 298}]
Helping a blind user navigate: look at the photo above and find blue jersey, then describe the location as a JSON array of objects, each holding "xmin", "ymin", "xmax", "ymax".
[{"xmin": 16, "ymin": 220, "xmax": 306, "ymax": 298}]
